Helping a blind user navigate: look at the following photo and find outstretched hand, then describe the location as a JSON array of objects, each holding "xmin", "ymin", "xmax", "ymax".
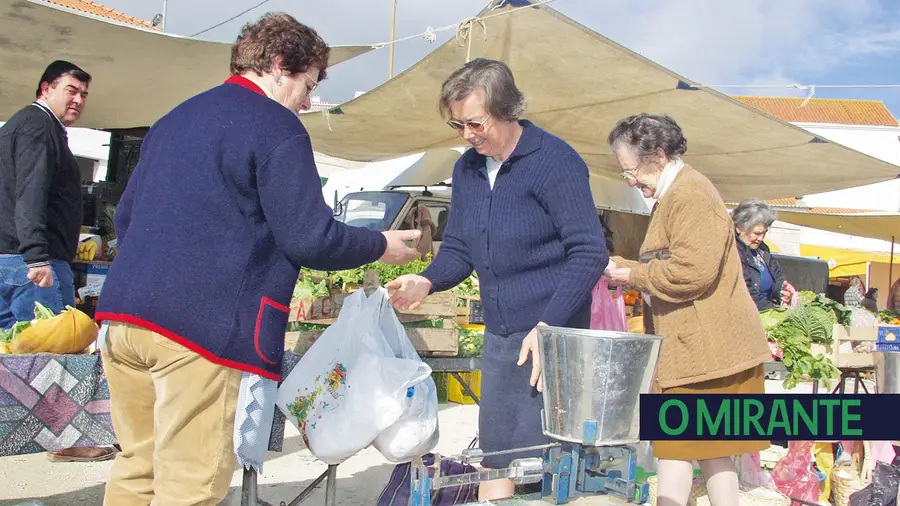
[{"xmin": 386, "ymin": 274, "xmax": 432, "ymax": 311}]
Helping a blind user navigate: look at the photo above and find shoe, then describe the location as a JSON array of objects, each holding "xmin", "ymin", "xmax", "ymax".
[{"xmin": 46, "ymin": 446, "xmax": 118, "ymax": 463}]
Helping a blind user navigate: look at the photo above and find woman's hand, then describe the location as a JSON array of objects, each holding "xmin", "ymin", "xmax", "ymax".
[
  {"xmin": 604, "ymin": 267, "xmax": 631, "ymax": 288},
  {"xmin": 385, "ymin": 274, "xmax": 432, "ymax": 311},
  {"xmin": 518, "ymin": 323, "xmax": 547, "ymax": 392},
  {"xmin": 780, "ymin": 281, "xmax": 796, "ymax": 306}
]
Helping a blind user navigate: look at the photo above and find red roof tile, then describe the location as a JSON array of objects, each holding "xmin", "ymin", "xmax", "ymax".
[
  {"xmin": 39, "ymin": 0, "xmax": 159, "ymax": 30},
  {"xmin": 734, "ymin": 96, "xmax": 899, "ymax": 127}
]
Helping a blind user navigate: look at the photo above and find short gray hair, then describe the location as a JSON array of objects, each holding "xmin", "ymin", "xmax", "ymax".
[
  {"xmin": 607, "ymin": 113, "xmax": 687, "ymax": 163},
  {"xmin": 438, "ymin": 58, "xmax": 526, "ymax": 121},
  {"xmin": 732, "ymin": 199, "xmax": 778, "ymax": 230}
]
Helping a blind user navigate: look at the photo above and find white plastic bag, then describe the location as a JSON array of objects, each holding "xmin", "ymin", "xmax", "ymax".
[
  {"xmin": 371, "ymin": 291, "xmax": 440, "ymax": 462},
  {"xmin": 275, "ymin": 288, "xmax": 432, "ymax": 465}
]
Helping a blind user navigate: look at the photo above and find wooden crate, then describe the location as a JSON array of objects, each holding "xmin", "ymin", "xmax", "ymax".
[
  {"xmin": 809, "ymin": 324, "xmax": 878, "ymax": 369},
  {"xmin": 289, "ymin": 290, "xmax": 457, "ymax": 324},
  {"xmin": 286, "ymin": 318, "xmax": 459, "ymax": 356}
]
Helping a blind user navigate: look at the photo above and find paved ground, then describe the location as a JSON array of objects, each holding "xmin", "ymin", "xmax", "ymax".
[{"xmin": 0, "ymin": 377, "xmax": 872, "ymax": 506}]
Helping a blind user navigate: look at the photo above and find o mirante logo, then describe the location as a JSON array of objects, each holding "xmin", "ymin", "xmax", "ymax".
[{"xmin": 640, "ymin": 394, "xmax": 896, "ymax": 441}]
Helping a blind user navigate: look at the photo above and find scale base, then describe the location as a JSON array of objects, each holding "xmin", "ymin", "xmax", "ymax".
[{"xmin": 410, "ymin": 443, "xmax": 648, "ymax": 505}]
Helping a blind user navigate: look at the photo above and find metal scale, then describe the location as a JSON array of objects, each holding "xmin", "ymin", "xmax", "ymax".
[{"xmin": 410, "ymin": 326, "xmax": 664, "ymax": 505}]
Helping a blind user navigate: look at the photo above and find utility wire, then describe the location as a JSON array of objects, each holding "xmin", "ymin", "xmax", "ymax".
[{"xmin": 191, "ymin": 0, "xmax": 273, "ymax": 37}]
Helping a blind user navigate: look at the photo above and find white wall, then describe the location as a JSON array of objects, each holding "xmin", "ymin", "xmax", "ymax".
[
  {"xmin": 798, "ymin": 123, "xmax": 900, "ymax": 212},
  {"xmin": 767, "ymin": 122, "xmax": 900, "ymax": 256}
]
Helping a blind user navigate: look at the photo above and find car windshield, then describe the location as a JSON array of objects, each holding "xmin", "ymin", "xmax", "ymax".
[{"xmin": 334, "ymin": 192, "xmax": 409, "ymax": 231}]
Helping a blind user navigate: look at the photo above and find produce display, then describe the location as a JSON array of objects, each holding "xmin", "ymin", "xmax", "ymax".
[
  {"xmin": 876, "ymin": 309, "xmax": 900, "ymax": 325},
  {"xmin": 292, "ymin": 255, "xmax": 484, "ymax": 357},
  {"xmin": 760, "ymin": 291, "xmax": 848, "ymax": 389}
]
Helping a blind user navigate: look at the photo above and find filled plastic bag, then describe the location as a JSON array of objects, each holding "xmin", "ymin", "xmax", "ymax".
[
  {"xmin": 276, "ymin": 288, "xmax": 432, "ymax": 465},
  {"xmin": 371, "ymin": 286, "xmax": 439, "ymax": 463},
  {"xmin": 771, "ymin": 441, "xmax": 822, "ymax": 505},
  {"xmin": 3, "ymin": 302, "xmax": 98, "ymax": 354},
  {"xmin": 849, "ymin": 457, "xmax": 900, "ymax": 506},
  {"xmin": 590, "ymin": 278, "xmax": 627, "ymax": 332}
]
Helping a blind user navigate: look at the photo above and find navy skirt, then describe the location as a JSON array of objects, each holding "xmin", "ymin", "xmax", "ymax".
[{"xmin": 478, "ymin": 329, "xmax": 550, "ymax": 469}]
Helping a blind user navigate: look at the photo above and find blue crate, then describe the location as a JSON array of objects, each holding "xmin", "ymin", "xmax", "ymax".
[{"xmin": 876, "ymin": 326, "xmax": 900, "ymax": 353}]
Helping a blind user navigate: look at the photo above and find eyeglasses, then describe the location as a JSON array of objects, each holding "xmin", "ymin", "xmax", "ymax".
[
  {"xmin": 447, "ymin": 115, "xmax": 490, "ymax": 133},
  {"xmin": 304, "ymin": 72, "xmax": 318, "ymax": 94}
]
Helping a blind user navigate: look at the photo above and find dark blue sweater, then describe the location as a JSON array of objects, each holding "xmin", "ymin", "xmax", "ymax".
[
  {"xmin": 422, "ymin": 121, "xmax": 609, "ymax": 335},
  {"xmin": 96, "ymin": 78, "xmax": 387, "ymax": 380}
]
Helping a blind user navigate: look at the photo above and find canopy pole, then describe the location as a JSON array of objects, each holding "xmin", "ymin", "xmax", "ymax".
[
  {"xmin": 890, "ymin": 235, "xmax": 895, "ymax": 305},
  {"xmin": 388, "ymin": 0, "xmax": 397, "ymax": 78}
]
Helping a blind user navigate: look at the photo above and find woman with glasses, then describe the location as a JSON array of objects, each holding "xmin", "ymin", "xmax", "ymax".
[
  {"xmin": 387, "ymin": 58, "xmax": 609, "ymax": 501},
  {"xmin": 732, "ymin": 199, "xmax": 796, "ymax": 311},
  {"xmin": 603, "ymin": 113, "xmax": 771, "ymax": 506}
]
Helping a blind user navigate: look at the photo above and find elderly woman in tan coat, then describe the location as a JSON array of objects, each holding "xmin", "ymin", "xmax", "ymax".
[{"xmin": 603, "ymin": 114, "xmax": 771, "ymax": 506}]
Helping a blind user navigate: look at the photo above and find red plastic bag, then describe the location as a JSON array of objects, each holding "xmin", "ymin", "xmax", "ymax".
[
  {"xmin": 590, "ymin": 278, "xmax": 627, "ymax": 332},
  {"xmin": 771, "ymin": 441, "xmax": 821, "ymax": 505}
]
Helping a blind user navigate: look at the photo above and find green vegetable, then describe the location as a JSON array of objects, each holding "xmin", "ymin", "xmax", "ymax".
[
  {"xmin": 798, "ymin": 291, "xmax": 851, "ymax": 326},
  {"xmin": 0, "ymin": 320, "xmax": 32, "ymax": 344},
  {"xmin": 452, "ymin": 276, "xmax": 480, "ymax": 306},
  {"xmin": 764, "ymin": 295, "xmax": 843, "ymax": 390},
  {"xmin": 759, "ymin": 308, "xmax": 789, "ymax": 332},
  {"xmin": 458, "ymin": 326, "xmax": 484, "ymax": 358},
  {"xmin": 292, "ymin": 276, "xmax": 329, "ymax": 300},
  {"xmin": 0, "ymin": 301, "xmax": 57, "ymax": 344},
  {"xmin": 298, "ymin": 255, "xmax": 435, "ymax": 292},
  {"xmin": 876, "ymin": 309, "xmax": 900, "ymax": 323},
  {"xmin": 34, "ymin": 301, "xmax": 56, "ymax": 320}
]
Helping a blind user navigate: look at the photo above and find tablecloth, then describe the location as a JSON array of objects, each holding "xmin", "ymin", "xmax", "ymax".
[
  {"xmin": 0, "ymin": 353, "xmax": 115, "ymax": 456},
  {"xmin": 0, "ymin": 351, "xmax": 304, "ymax": 458}
]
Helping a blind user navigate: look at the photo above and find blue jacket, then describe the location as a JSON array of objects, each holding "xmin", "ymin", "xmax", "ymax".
[
  {"xmin": 422, "ymin": 121, "xmax": 609, "ymax": 335},
  {"xmin": 96, "ymin": 77, "xmax": 386, "ymax": 380}
]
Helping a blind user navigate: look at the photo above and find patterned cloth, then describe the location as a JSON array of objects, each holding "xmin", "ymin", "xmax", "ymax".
[
  {"xmin": 0, "ymin": 353, "xmax": 116, "ymax": 456},
  {"xmin": 0, "ymin": 351, "xmax": 305, "ymax": 457},
  {"xmin": 233, "ymin": 373, "xmax": 278, "ymax": 472}
]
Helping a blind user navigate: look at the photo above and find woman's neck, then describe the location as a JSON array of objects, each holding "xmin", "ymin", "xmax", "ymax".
[
  {"xmin": 492, "ymin": 121, "xmax": 524, "ymax": 163},
  {"xmin": 240, "ymin": 72, "xmax": 276, "ymax": 100}
]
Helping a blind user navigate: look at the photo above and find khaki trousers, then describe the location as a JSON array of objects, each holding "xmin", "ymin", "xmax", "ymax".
[{"xmin": 102, "ymin": 322, "xmax": 242, "ymax": 506}]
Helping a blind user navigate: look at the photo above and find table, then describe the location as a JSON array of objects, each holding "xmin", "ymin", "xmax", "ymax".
[{"xmin": 0, "ymin": 353, "xmax": 117, "ymax": 456}]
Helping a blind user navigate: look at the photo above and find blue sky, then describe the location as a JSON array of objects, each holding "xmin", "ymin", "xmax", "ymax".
[{"xmin": 100, "ymin": 0, "xmax": 900, "ymax": 118}]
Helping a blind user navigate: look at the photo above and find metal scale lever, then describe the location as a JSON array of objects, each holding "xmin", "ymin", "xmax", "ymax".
[{"xmin": 410, "ymin": 444, "xmax": 559, "ymax": 506}]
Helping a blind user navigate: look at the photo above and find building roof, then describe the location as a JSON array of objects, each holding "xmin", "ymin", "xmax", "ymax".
[
  {"xmin": 39, "ymin": 0, "xmax": 158, "ymax": 30},
  {"xmin": 726, "ymin": 198, "xmax": 882, "ymax": 215},
  {"xmin": 734, "ymin": 96, "xmax": 899, "ymax": 127}
]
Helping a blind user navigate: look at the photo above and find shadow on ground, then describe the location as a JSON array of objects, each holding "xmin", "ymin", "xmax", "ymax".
[
  {"xmin": 219, "ymin": 463, "xmax": 398, "ymax": 506},
  {"xmin": 2, "ymin": 483, "xmax": 106, "ymax": 506}
]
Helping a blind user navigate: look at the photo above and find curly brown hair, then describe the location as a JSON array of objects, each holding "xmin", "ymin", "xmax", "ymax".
[{"xmin": 230, "ymin": 13, "xmax": 330, "ymax": 81}]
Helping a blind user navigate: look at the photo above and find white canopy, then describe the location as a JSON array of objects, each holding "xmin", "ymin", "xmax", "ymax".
[
  {"xmin": 297, "ymin": 1, "xmax": 899, "ymax": 203},
  {"xmin": 0, "ymin": 0, "xmax": 374, "ymax": 129},
  {"xmin": 773, "ymin": 210, "xmax": 900, "ymax": 243}
]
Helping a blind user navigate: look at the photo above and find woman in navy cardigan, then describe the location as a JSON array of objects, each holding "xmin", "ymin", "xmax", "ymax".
[{"xmin": 387, "ymin": 58, "xmax": 609, "ymax": 501}]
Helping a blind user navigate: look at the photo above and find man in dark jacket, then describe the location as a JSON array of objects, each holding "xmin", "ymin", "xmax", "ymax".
[{"xmin": 0, "ymin": 60, "xmax": 116, "ymax": 462}]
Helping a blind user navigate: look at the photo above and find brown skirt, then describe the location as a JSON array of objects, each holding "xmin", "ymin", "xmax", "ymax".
[{"xmin": 653, "ymin": 364, "xmax": 770, "ymax": 461}]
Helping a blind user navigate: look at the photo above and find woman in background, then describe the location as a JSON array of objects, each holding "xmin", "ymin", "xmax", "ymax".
[
  {"xmin": 863, "ymin": 287, "xmax": 879, "ymax": 312},
  {"xmin": 731, "ymin": 199, "xmax": 796, "ymax": 311}
]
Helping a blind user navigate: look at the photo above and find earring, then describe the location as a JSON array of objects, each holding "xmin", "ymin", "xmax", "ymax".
[{"xmin": 276, "ymin": 76, "xmax": 283, "ymax": 86}]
